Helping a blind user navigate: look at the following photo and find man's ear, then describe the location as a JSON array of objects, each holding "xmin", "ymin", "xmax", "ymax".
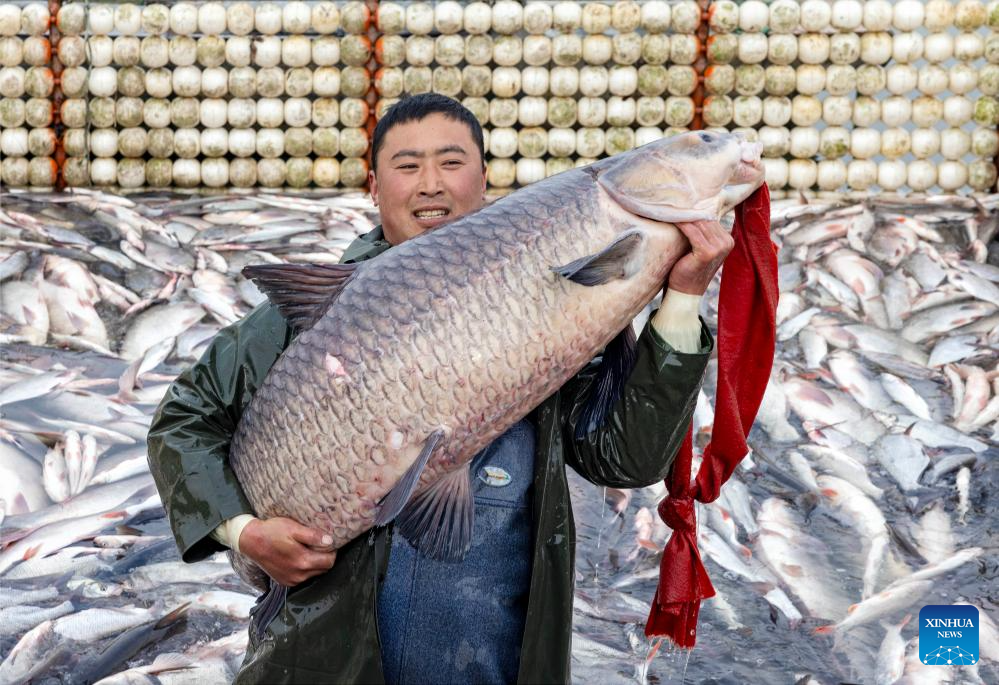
[
  {"xmin": 368, "ymin": 168, "xmax": 379, "ymax": 206},
  {"xmin": 480, "ymin": 165, "xmax": 488, "ymax": 199}
]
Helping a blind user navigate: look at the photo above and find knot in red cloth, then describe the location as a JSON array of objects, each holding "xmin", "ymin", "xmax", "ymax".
[{"xmin": 657, "ymin": 496, "xmax": 695, "ymax": 534}]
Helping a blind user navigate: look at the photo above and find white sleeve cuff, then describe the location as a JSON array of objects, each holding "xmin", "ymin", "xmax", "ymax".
[
  {"xmin": 650, "ymin": 289, "xmax": 704, "ymax": 353},
  {"xmin": 210, "ymin": 514, "xmax": 258, "ymax": 553}
]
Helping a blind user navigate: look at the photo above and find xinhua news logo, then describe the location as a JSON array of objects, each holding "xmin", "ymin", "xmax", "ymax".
[{"xmin": 919, "ymin": 605, "xmax": 979, "ymax": 666}]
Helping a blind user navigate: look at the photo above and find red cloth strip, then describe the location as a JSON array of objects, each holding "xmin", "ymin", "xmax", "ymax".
[{"xmin": 646, "ymin": 184, "xmax": 778, "ymax": 648}]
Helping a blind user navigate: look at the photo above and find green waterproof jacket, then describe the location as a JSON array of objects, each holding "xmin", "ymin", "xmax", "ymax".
[{"xmin": 147, "ymin": 226, "xmax": 713, "ymax": 685}]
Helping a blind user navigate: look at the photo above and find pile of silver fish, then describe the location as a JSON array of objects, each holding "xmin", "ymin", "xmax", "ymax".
[
  {"xmin": 0, "ymin": 187, "xmax": 996, "ymax": 684},
  {"xmin": 0, "ymin": 188, "xmax": 377, "ymax": 684},
  {"xmin": 572, "ymin": 195, "xmax": 999, "ymax": 684}
]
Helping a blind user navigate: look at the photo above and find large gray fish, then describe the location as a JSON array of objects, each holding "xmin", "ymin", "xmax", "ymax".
[{"xmin": 231, "ymin": 132, "xmax": 764, "ymax": 587}]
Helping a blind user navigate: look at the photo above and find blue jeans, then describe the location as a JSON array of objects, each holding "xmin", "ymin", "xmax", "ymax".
[{"xmin": 377, "ymin": 420, "xmax": 536, "ymax": 685}]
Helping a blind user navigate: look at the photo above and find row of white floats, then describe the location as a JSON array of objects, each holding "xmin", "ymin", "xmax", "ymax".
[
  {"xmin": 4, "ymin": 93, "xmax": 993, "ymax": 129},
  {"xmin": 5, "ymin": 122, "xmax": 996, "ymax": 158},
  {"xmin": 2, "ymin": 2, "xmax": 687, "ymax": 38},
  {"xmin": 4, "ymin": 32, "xmax": 997, "ymax": 69},
  {"xmin": 2, "ymin": 61, "xmax": 999, "ymax": 103},
  {"xmin": 3, "ymin": 154, "xmax": 995, "ymax": 192},
  {"xmin": 2, "ymin": 118, "xmax": 996, "ymax": 159},
  {"xmin": 1, "ymin": 156, "xmax": 369, "ymax": 189},
  {"xmin": 6, "ymin": 1, "xmax": 999, "ymax": 39}
]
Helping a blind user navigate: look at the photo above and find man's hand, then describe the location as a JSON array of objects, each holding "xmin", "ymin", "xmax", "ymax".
[
  {"xmin": 238, "ymin": 517, "xmax": 337, "ymax": 587},
  {"xmin": 667, "ymin": 220, "xmax": 735, "ymax": 295}
]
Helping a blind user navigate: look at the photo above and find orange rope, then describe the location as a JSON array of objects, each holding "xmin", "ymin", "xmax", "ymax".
[
  {"xmin": 48, "ymin": 0, "xmax": 65, "ymax": 189},
  {"xmin": 691, "ymin": 0, "xmax": 711, "ymax": 130},
  {"xmin": 365, "ymin": 0, "xmax": 379, "ymax": 189}
]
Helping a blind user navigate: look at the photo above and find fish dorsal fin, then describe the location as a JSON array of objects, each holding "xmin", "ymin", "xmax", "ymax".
[
  {"xmin": 551, "ymin": 229, "xmax": 645, "ymax": 286},
  {"xmin": 375, "ymin": 428, "xmax": 445, "ymax": 527},
  {"xmin": 574, "ymin": 324, "xmax": 639, "ymax": 440},
  {"xmin": 397, "ymin": 463, "xmax": 474, "ymax": 562},
  {"xmin": 241, "ymin": 263, "xmax": 360, "ymax": 334}
]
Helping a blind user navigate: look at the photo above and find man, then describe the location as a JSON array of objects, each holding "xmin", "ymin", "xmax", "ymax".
[{"xmin": 148, "ymin": 93, "xmax": 732, "ymax": 684}]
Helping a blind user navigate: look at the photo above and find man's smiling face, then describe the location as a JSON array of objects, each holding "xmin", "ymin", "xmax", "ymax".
[{"xmin": 368, "ymin": 112, "xmax": 488, "ymax": 246}]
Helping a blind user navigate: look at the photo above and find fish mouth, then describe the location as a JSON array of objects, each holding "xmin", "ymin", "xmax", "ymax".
[
  {"xmin": 730, "ymin": 137, "xmax": 765, "ymax": 186},
  {"xmin": 719, "ymin": 139, "xmax": 766, "ymax": 214},
  {"xmin": 735, "ymin": 142, "xmax": 765, "ymax": 182},
  {"xmin": 720, "ymin": 165, "xmax": 766, "ymax": 215}
]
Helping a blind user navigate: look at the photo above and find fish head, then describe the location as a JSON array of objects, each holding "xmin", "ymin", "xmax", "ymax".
[
  {"xmin": 594, "ymin": 131, "xmax": 764, "ymax": 224},
  {"xmin": 68, "ymin": 577, "xmax": 123, "ymax": 598}
]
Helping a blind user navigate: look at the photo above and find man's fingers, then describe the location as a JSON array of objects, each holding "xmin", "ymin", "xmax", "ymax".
[
  {"xmin": 262, "ymin": 549, "xmax": 337, "ymax": 587},
  {"xmin": 289, "ymin": 523, "xmax": 333, "ymax": 549},
  {"xmin": 301, "ymin": 550, "xmax": 337, "ymax": 572},
  {"xmin": 693, "ymin": 221, "xmax": 727, "ymax": 247},
  {"xmin": 676, "ymin": 220, "xmax": 719, "ymax": 248},
  {"xmin": 676, "ymin": 220, "xmax": 731, "ymax": 261},
  {"xmin": 674, "ymin": 220, "xmax": 706, "ymax": 242}
]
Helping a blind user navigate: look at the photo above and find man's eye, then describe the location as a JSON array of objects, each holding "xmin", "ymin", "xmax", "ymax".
[
  {"xmin": 444, "ymin": 160, "xmax": 463, "ymax": 166},
  {"xmin": 397, "ymin": 164, "xmax": 417, "ymax": 170}
]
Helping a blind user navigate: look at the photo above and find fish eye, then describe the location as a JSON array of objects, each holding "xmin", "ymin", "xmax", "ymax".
[{"xmin": 698, "ymin": 132, "xmax": 713, "ymax": 143}]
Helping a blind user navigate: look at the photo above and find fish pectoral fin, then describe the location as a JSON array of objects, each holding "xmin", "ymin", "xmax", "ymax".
[
  {"xmin": 154, "ymin": 602, "xmax": 191, "ymax": 630},
  {"xmin": 374, "ymin": 428, "xmax": 445, "ymax": 527},
  {"xmin": 396, "ymin": 463, "xmax": 474, "ymax": 563},
  {"xmin": 574, "ymin": 324, "xmax": 639, "ymax": 440},
  {"xmin": 241, "ymin": 263, "xmax": 362, "ymax": 334},
  {"xmin": 781, "ymin": 563, "xmax": 805, "ymax": 578},
  {"xmin": 551, "ymin": 229, "xmax": 645, "ymax": 286}
]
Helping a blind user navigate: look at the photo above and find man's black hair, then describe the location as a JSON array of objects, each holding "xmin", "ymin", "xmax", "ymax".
[{"xmin": 370, "ymin": 93, "xmax": 485, "ymax": 175}]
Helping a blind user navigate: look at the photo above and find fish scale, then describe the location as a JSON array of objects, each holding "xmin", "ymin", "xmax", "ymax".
[
  {"xmin": 233, "ymin": 174, "xmax": 636, "ymax": 546},
  {"xmin": 228, "ymin": 132, "xmax": 763, "ymax": 586}
]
